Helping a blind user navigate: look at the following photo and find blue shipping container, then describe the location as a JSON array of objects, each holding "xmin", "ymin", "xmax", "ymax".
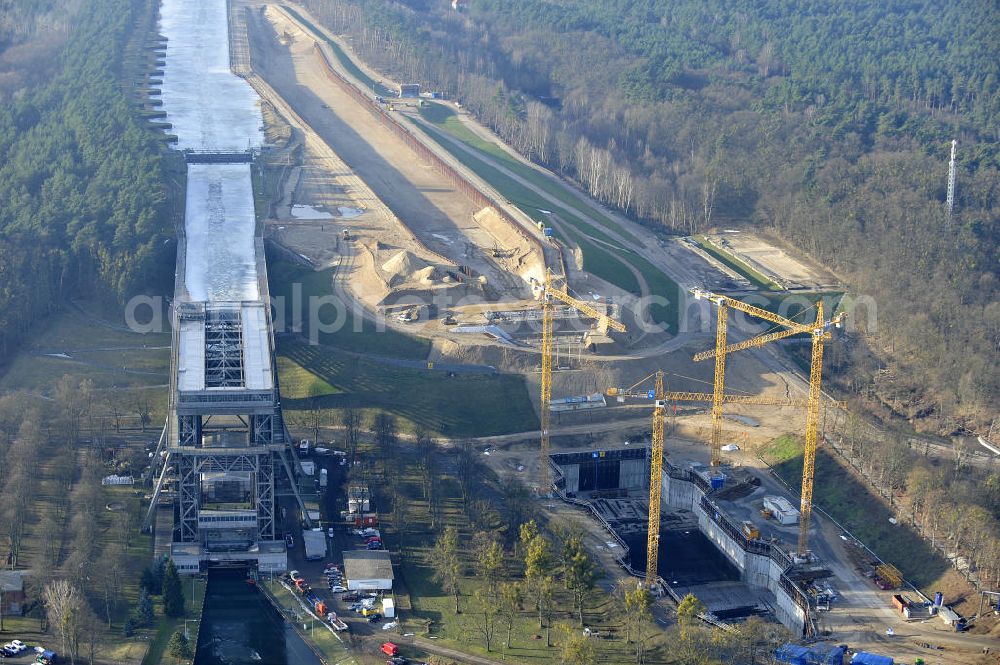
[
  {"xmin": 852, "ymin": 652, "xmax": 894, "ymax": 665},
  {"xmin": 775, "ymin": 643, "xmax": 846, "ymax": 665}
]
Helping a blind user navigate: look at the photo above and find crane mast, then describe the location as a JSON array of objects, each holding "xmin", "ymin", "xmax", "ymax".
[
  {"xmin": 539, "ymin": 294, "xmax": 554, "ymax": 492},
  {"xmin": 711, "ymin": 301, "xmax": 728, "ymax": 467},
  {"xmin": 646, "ymin": 371, "xmax": 665, "ymax": 588},
  {"xmin": 691, "ymin": 289, "xmax": 845, "ymax": 556},
  {"xmin": 539, "ymin": 271, "xmax": 625, "ymax": 494},
  {"xmin": 800, "ymin": 304, "xmax": 826, "ymax": 556},
  {"xmin": 607, "ymin": 371, "xmax": 807, "ymax": 588}
]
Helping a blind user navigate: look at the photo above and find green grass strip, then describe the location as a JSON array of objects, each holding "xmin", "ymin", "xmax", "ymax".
[
  {"xmin": 276, "ymin": 340, "xmax": 538, "ymax": 437},
  {"xmin": 761, "ymin": 438, "xmax": 950, "ymax": 588},
  {"xmin": 418, "ymin": 103, "xmax": 642, "ymax": 246}
]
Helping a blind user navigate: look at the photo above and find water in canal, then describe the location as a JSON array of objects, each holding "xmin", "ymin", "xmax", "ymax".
[
  {"xmin": 624, "ymin": 529, "xmax": 741, "ymax": 586},
  {"xmin": 194, "ymin": 569, "xmax": 323, "ymax": 665}
]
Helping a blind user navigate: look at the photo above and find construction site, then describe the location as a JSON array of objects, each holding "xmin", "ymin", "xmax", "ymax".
[{"xmin": 132, "ymin": 1, "xmax": 998, "ymax": 664}]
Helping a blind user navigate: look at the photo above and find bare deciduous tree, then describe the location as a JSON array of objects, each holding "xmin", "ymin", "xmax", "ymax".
[{"xmin": 43, "ymin": 580, "xmax": 85, "ymax": 664}]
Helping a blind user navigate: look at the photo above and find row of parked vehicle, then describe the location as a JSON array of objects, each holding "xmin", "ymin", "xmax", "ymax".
[
  {"xmin": 353, "ymin": 527, "xmax": 382, "ymax": 550},
  {"xmin": 324, "ymin": 563, "xmax": 348, "ymax": 593},
  {"xmin": 1, "ymin": 641, "xmax": 26, "ymax": 657},
  {"xmin": 1, "ymin": 641, "xmax": 57, "ymax": 664}
]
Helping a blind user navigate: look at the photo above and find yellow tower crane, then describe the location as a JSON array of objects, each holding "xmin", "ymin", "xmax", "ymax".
[
  {"xmin": 539, "ymin": 271, "xmax": 626, "ymax": 493},
  {"xmin": 607, "ymin": 371, "xmax": 807, "ymax": 587},
  {"xmin": 690, "ymin": 289, "xmax": 845, "ymax": 556},
  {"xmin": 648, "ymin": 371, "xmax": 666, "ymax": 590}
]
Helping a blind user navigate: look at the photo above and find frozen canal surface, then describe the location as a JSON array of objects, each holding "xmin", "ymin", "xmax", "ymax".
[
  {"xmin": 160, "ymin": 0, "xmax": 265, "ymax": 302},
  {"xmin": 160, "ymin": 0, "xmax": 263, "ymax": 152},
  {"xmin": 184, "ymin": 164, "xmax": 259, "ymax": 302}
]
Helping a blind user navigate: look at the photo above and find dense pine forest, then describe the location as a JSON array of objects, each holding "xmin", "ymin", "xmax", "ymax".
[
  {"xmin": 0, "ymin": 0, "xmax": 172, "ymax": 359},
  {"xmin": 302, "ymin": 0, "xmax": 999, "ymax": 433}
]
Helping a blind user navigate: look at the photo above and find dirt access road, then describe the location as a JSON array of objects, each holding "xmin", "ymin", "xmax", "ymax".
[{"xmin": 245, "ymin": 6, "xmax": 527, "ymax": 298}]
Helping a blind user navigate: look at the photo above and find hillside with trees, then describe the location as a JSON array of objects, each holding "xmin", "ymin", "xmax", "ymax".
[
  {"xmin": 300, "ymin": 0, "xmax": 999, "ymax": 434},
  {"xmin": 0, "ymin": 0, "xmax": 85, "ymax": 99},
  {"xmin": 0, "ymin": 0, "xmax": 173, "ymax": 362}
]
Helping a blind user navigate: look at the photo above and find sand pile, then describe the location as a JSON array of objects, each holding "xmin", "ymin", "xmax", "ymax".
[
  {"xmin": 413, "ymin": 265, "xmax": 439, "ymax": 284},
  {"xmin": 381, "ymin": 250, "xmax": 438, "ymax": 286},
  {"xmin": 382, "ymin": 250, "xmax": 426, "ymax": 278}
]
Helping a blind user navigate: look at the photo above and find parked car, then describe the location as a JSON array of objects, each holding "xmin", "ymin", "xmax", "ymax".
[
  {"xmin": 330, "ymin": 585, "xmax": 347, "ymax": 593},
  {"xmin": 367, "ymin": 613, "xmax": 383, "ymax": 623},
  {"xmin": 366, "ymin": 541, "xmax": 382, "ymax": 550},
  {"xmin": 36, "ymin": 649, "xmax": 58, "ymax": 665},
  {"xmin": 284, "ymin": 533, "xmax": 295, "ymax": 548},
  {"xmin": 9, "ymin": 643, "xmax": 24, "ymax": 651},
  {"xmin": 327, "ymin": 527, "xmax": 336, "ymax": 538}
]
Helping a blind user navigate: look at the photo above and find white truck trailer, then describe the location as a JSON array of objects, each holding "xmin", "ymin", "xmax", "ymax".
[{"xmin": 303, "ymin": 528, "xmax": 327, "ymax": 561}]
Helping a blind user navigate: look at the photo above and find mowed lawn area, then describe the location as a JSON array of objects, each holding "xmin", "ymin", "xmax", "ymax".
[
  {"xmin": 0, "ymin": 304, "xmax": 170, "ymax": 398},
  {"xmin": 372, "ymin": 458, "xmax": 670, "ymax": 664},
  {"xmin": 267, "ymin": 259, "xmax": 431, "ymax": 360},
  {"xmin": 277, "ymin": 340, "xmax": 537, "ymax": 437},
  {"xmin": 267, "ymin": 258, "xmax": 538, "ymax": 437}
]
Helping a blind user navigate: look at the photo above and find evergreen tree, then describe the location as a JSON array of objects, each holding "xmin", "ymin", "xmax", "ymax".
[
  {"xmin": 140, "ymin": 567, "xmax": 157, "ymax": 595},
  {"xmin": 167, "ymin": 630, "xmax": 192, "ymax": 659},
  {"xmin": 162, "ymin": 560, "xmax": 185, "ymax": 618},
  {"xmin": 136, "ymin": 588, "xmax": 154, "ymax": 627}
]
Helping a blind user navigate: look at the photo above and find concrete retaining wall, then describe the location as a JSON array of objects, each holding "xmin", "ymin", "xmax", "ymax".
[
  {"xmin": 663, "ymin": 472, "xmax": 807, "ymax": 635},
  {"xmin": 620, "ymin": 457, "xmax": 649, "ymax": 490},
  {"xmin": 665, "ymin": 471, "xmax": 701, "ymax": 511}
]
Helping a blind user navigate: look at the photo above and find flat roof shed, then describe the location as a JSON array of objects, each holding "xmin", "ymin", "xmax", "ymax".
[{"xmin": 343, "ymin": 550, "xmax": 394, "ymax": 590}]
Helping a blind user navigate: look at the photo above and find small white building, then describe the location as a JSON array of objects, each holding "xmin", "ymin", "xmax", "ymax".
[
  {"xmin": 382, "ymin": 597, "xmax": 395, "ymax": 618},
  {"xmin": 343, "ymin": 550, "xmax": 394, "ymax": 590},
  {"xmin": 764, "ymin": 496, "xmax": 800, "ymax": 525}
]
